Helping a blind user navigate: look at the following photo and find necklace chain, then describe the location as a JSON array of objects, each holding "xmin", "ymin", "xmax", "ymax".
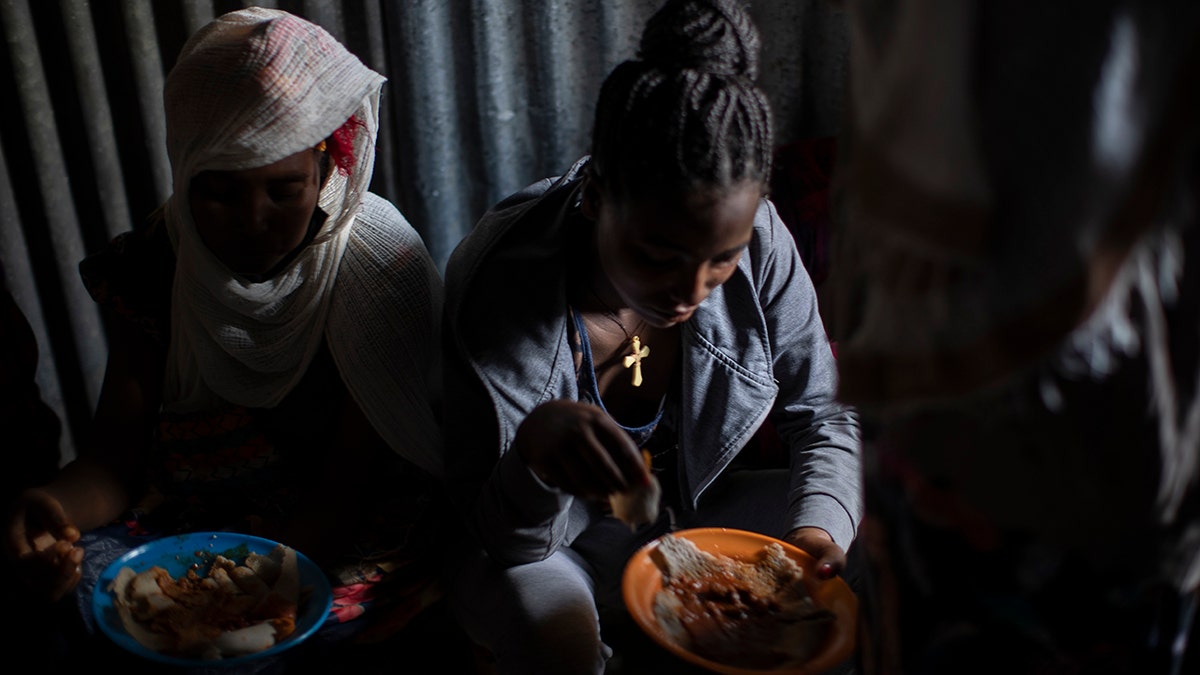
[
  {"xmin": 587, "ymin": 286, "xmax": 635, "ymax": 340},
  {"xmin": 584, "ymin": 285, "xmax": 650, "ymax": 387}
]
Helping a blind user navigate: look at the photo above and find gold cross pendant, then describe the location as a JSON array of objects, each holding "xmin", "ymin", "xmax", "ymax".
[{"xmin": 622, "ymin": 335, "xmax": 650, "ymax": 387}]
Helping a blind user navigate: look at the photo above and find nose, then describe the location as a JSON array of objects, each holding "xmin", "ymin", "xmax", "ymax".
[
  {"xmin": 232, "ymin": 191, "xmax": 272, "ymax": 234},
  {"xmin": 671, "ymin": 263, "xmax": 718, "ymax": 310}
]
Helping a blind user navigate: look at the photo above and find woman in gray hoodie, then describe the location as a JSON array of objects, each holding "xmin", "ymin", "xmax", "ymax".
[{"xmin": 441, "ymin": 1, "xmax": 862, "ymax": 672}]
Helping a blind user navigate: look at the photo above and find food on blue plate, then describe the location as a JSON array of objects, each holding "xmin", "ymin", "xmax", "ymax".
[
  {"xmin": 650, "ymin": 533, "xmax": 835, "ymax": 669},
  {"xmin": 107, "ymin": 542, "xmax": 302, "ymax": 660}
]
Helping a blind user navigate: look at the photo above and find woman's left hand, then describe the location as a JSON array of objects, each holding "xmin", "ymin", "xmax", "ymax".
[{"xmin": 785, "ymin": 526, "xmax": 845, "ymax": 580}]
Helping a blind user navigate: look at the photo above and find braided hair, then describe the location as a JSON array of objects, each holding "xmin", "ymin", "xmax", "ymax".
[{"xmin": 589, "ymin": 0, "xmax": 773, "ymax": 201}]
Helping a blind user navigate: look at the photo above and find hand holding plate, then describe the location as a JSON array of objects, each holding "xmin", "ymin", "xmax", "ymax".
[{"xmin": 785, "ymin": 526, "xmax": 846, "ymax": 580}]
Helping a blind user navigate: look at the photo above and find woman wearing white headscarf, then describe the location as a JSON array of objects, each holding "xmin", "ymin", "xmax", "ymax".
[{"xmin": 4, "ymin": 8, "xmax": 449, "ymax": 668}]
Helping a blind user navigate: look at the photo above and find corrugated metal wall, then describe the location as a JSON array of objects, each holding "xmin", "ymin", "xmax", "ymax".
[{"xmin": 0, "ymin": 0, "xmax": 848, "ymax": 462}]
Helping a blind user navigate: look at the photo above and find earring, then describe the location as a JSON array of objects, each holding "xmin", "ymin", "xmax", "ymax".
[{"xmin": 316, "ymin": 140, "xmax": 327, "ymax": 152}]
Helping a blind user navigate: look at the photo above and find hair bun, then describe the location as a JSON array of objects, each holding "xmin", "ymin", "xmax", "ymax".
[{"xmin": 637, "ymin": 0, "xmax": 760, "ymax": 80}]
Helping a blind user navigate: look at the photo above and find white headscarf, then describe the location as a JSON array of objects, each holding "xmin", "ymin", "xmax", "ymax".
[{"xmin": 158, "ymin": 9, "xmax": 442, "ymax": 475}]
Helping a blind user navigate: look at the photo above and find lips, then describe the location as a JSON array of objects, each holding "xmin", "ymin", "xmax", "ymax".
[
  {"xmin": 667, "ymin": 309, "xmax": 696, "ymax": 324},
  {"xmin": 642, "ymin": 305, "xmax": 694, "ymax": 327}
]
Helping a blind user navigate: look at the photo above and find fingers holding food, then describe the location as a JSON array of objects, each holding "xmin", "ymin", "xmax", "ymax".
[
  {"xmin": 12, "ymin": 535, "xmax": 83, "ymax": 601},
  {"xmin": 6, "ymin": 489, "xmax": 84, "ymax": 601},
  {"xmin": 609, "ymin": 450, "xmax": 661, "ymax": 530},
  {"xmin": 515, "ymin": 400, "xmax": 646, "ymax": 499}
]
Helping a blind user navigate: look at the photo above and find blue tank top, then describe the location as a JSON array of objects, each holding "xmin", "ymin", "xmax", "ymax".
[{"xmin": 569, "ymin": 307, "xmax": 664, "ymax": 447}]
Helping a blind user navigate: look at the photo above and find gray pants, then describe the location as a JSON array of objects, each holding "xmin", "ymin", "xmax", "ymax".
[{"xmin": 449, "ymin": 469, "xmax": 793, "ymax": 675}]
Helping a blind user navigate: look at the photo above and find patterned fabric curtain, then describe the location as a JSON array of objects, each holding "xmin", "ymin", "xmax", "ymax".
[{"xmin": 0, "ymin": 0, "xmax": 848, "ymax": 462}]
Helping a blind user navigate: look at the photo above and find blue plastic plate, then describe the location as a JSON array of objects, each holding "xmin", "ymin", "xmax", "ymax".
[{"xmin": 92, "ymin": 531, "xmax": 333, "ymax": 667}]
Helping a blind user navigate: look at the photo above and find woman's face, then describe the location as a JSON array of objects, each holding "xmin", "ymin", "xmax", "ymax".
[
  {"xmin": 188, "ymin": 148, "xmax": 323, "ymax": 276},
  {"xmin": 588, "ymin": 179, "xmax": 761, "ymax": 328}
]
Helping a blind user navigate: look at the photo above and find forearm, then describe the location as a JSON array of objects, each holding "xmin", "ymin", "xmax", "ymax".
[
  {"xmin": 470, "ymin": 448, "xmax": 574, "ymax": 565},
  {"xmin": 785, "ymin": 411, "xmax": 862, "ymax": 548},
  {"xmin": 42, "ymin": 455, "xmax": 136, "ymax": 532},
  {"xmin": 64, "ymin": 310, "xmax": 162, "ymax": 532}
]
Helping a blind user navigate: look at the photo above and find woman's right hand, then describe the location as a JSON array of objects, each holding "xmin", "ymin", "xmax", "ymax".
[
  {"xmin": 5, "ymin": 488, "xmax": 83, "ymax": 602},
  {"xmin": 512, "ymin": 400, "xmax": 651, "ymax": 500}
]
